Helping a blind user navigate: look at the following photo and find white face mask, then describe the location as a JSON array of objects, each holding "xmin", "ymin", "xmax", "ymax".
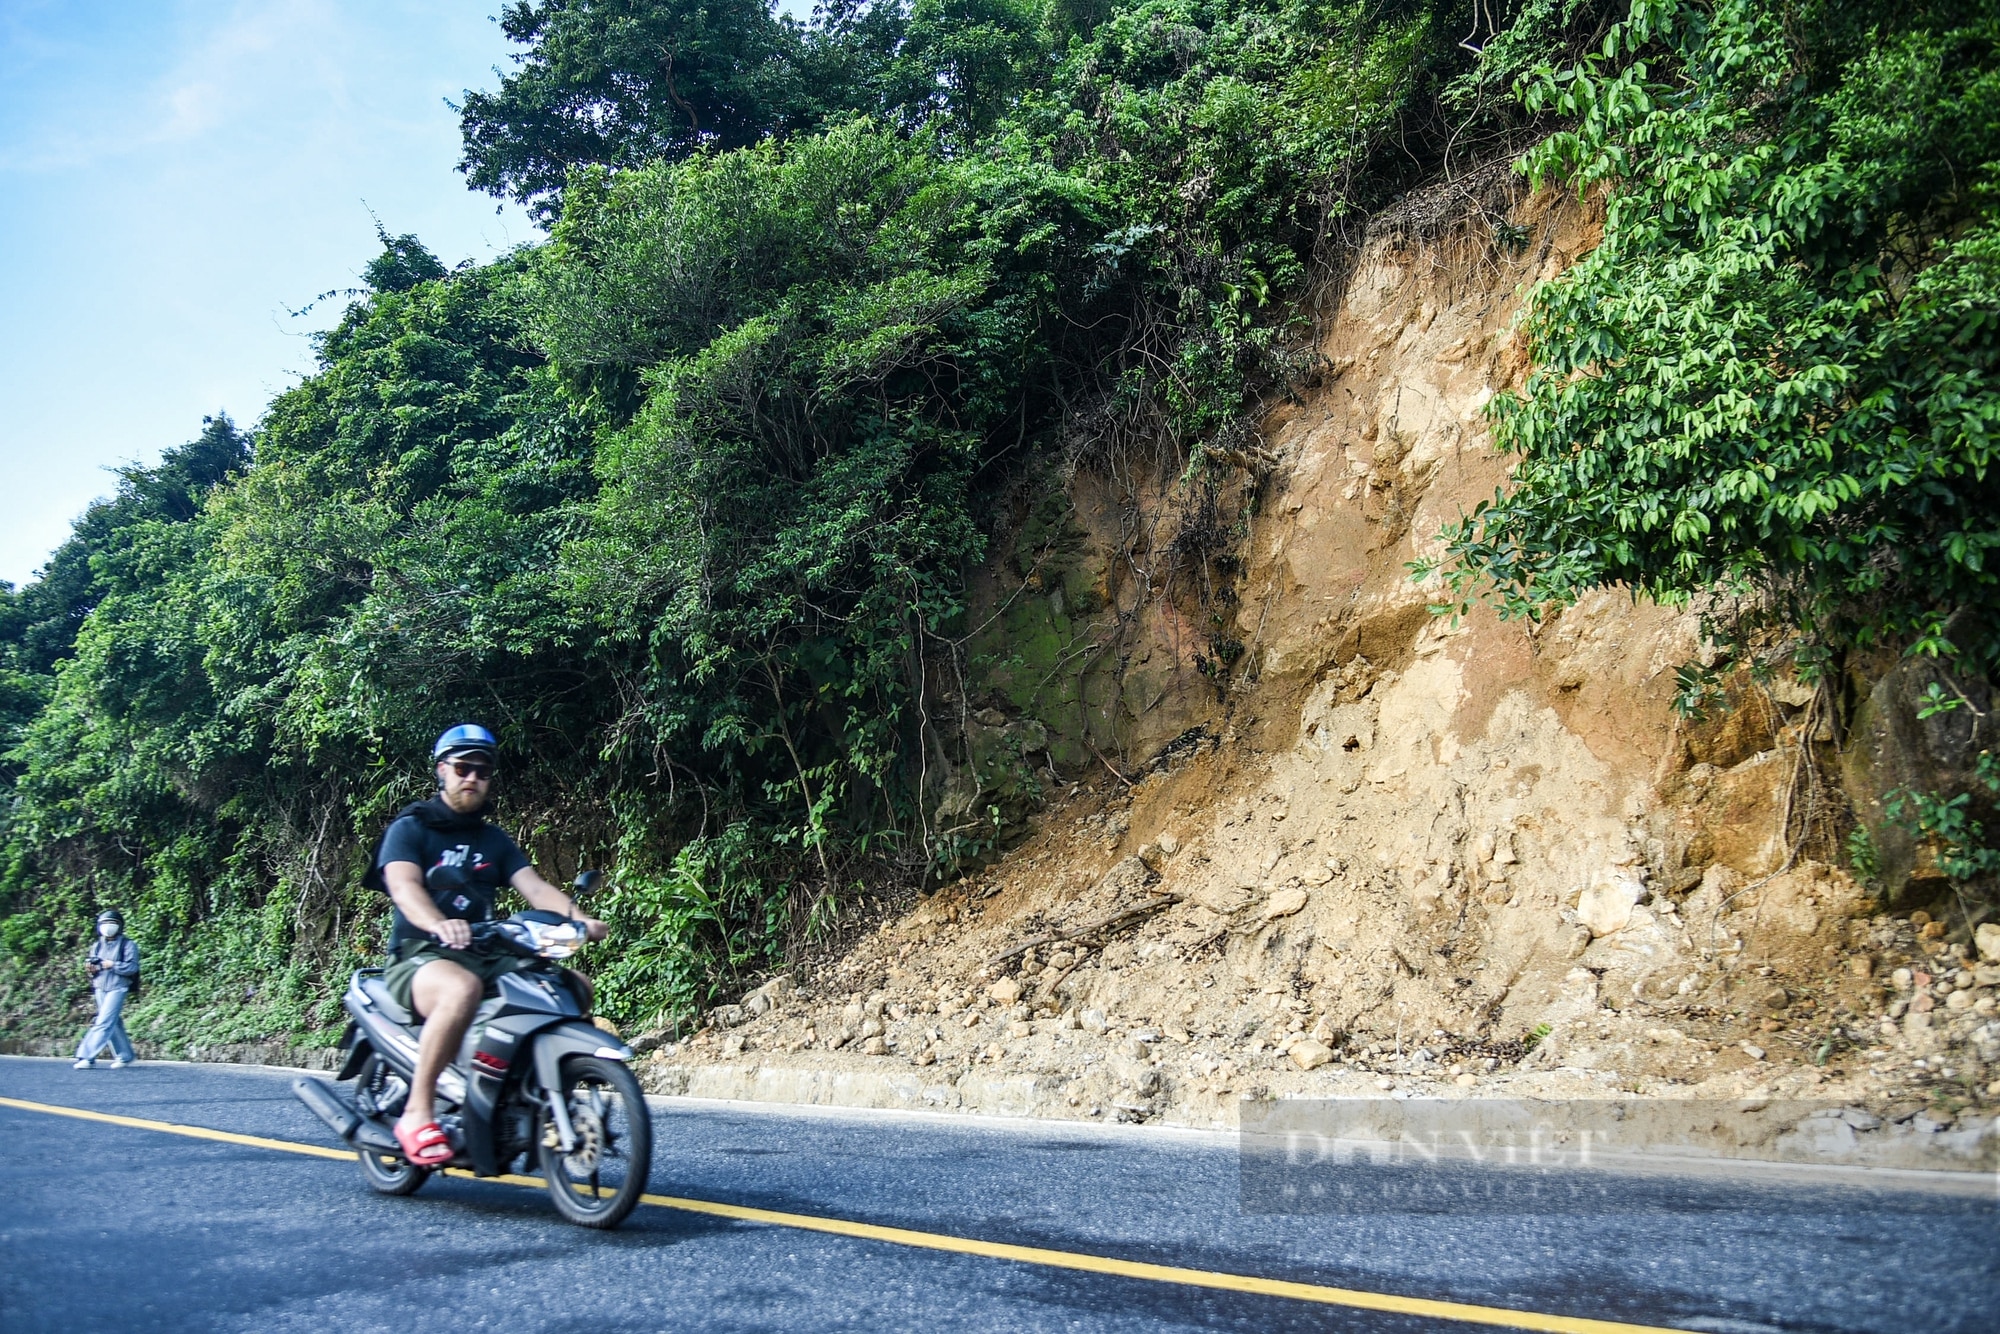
[{"xmin": 98, "ymin": 923, "xmax": 119, "ymax": 939}]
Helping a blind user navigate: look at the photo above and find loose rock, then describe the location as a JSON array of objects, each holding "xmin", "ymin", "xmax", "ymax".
[
  {"xmin": 1261, "ymin": 887, "xmax": 1309, "ymax": 920},
  {"xmin": 1288, "ymin": 1040, "xmax": 1333, "ymax": 1071},
  {"xmin": 1578, "ymin": 871, "xmax": 1645, "ymax": 937}
]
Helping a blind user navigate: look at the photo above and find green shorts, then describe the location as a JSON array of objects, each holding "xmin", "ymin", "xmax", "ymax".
[{"xmin": 383, "ymin": 940, "xmax": 533, "ymax": 1014}]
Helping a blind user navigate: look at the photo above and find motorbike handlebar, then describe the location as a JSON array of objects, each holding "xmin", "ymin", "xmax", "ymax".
[
  {"xmin": 429, "ymin": 920, "xmax": 526, "ymax": 953},
  {"xmin": 430, "ymin": 916, "xmax": 584, "ymax": 960}
]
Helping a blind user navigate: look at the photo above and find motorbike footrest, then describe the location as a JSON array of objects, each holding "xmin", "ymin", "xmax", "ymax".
[{"xmin": 350, "ymin": 1118, "xmax": 402, "ymax": 1156}]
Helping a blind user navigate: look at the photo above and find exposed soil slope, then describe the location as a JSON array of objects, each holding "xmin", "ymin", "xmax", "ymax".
[{"xmin": 641, "ymin": 188, "xmax": 2000, "ymax": 1139}]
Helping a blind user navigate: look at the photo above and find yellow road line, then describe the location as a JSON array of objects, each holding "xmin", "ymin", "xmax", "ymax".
[
  {"xmin": 632, "ymin": 1189, "xmax": 1684, "ymax": 1333},
  {"xmin": 0, "ymin": 1093, "xmax": 357, "ymax": 1161},
  {"xmin": 1, "ymin": 1092, "xmax": 1691, "ymax": 1334}
]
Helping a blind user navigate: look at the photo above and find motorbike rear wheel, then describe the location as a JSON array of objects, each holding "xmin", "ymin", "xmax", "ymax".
[
  {"xmin": 537, "ymin": 1055, "xmax": 651, "ymax": 1228},
  {"xmin": 355, "ymin": 1145, "xmax": 431, "ymax": 1196}
]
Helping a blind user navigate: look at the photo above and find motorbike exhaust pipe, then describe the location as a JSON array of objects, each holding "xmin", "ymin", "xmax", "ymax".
[
  {"xmin": 293, "ymin": 1076, "xmax": 405, "ymax": 1155},
  {"xmin": 292, "ymin": 1076, "xmax": 360, "ymax": 1141}
]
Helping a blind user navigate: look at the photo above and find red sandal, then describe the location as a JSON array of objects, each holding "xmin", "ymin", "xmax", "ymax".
[{"xmin": 393, "ymin": 1119, "xmax": 454, "ymax": 1167}]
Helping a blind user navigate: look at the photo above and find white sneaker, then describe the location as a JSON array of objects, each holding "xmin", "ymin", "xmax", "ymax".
[
  {"xmin": 72, "ymin": 1058, "xmax": 93, "ymax": 1069},
  {"xmin": 110, "ymin": 1058, "xmax": 131, "ymax": 1068}
]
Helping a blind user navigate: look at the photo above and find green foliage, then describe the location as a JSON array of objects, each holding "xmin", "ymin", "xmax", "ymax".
[
  {"xmin": 1846, "ymin": 822, "xmax": 1880, "ymax": 889},
  {"xmin": 527, "ymin": 122, "xmax": 1074, "ymax": 863},
  {"xmin": 362, "ymin": 227, "xmax": 452, "ymax": 293},
  {"xmin": 1886, "ymin": 750, "xmax": 2000, "ymax": 887},
  {"xmin": 1916, "ymin": 681, "xmax": 1969, "ymax": 719},
  {"xmin": 1424, "ymin": 0, "xmax": 2000, "ymax": 675},
  {"xmin": 456, "ymin": 0, "xmax": 1060, "ymax": 218},
  {"xmin": 0, "ymin": 912, "xmax": 51, "ymax": 960},
  {"xmin": 591, "ymin": 821, "xmax": 782, "ymax": 1026},
  {"xmin": 882, "ymin": 0, "xmax": 1054, "ymax": 136},
  {"xmin": 459, "ymin": 0, "xmax": 817, "ymax": 214}
]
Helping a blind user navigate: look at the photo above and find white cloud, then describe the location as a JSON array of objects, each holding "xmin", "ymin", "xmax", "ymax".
[{"xmin": 1, "ymin": 0, "xmax": 352, "ymax": 172}]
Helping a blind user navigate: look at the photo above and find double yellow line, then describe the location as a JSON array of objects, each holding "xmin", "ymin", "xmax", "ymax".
[{"xmin": 0, "ymin": 1093, "xmax": 1691, "ymax": 1333}]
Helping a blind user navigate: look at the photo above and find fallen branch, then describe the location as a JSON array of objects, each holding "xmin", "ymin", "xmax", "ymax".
[
  {"xmin": 1085, "ymin": 738, "xmax": 1133, "ymax": 789},
  {"xmin": 1034, "ymin": 961, "xmax": 1083, "ymax": 1004},
  {"xmin": 983, "ymin": 894, "xmax": 1181, "ymax": 972}
]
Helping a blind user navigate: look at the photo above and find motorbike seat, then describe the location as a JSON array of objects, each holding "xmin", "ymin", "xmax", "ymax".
[{"xmin": 360, "ymin": 976, "xmax": 415, "ymax": 1026}]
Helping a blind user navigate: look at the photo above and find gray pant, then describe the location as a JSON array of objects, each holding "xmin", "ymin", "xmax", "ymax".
[{"xmin": 76, "ymin": 986, "xmax": 136, "ymax": 1064}]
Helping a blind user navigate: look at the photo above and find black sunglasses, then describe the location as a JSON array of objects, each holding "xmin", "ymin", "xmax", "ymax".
[{"xmin": 449, "ymin": 759, "xmax": 494, "ymax": 780}]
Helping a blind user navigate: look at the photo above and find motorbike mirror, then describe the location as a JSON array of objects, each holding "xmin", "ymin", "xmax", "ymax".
[
  {"xmin": 571, "ymin": 869, "xmax": 603, "ymax": 896},
  {"xmin": 425, "ymin": 863, "xmax": 470, "ymax": 894}
]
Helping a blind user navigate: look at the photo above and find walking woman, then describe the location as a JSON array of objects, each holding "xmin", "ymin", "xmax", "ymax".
[{"xmin": 73, "ymin": 909, "xmax": 140, "ymax": 1069}]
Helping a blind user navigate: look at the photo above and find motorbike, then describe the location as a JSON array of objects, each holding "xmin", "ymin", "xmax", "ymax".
[{"xmin": 291, "ymin": 867, "xmax": 652, "ymax": 1229}]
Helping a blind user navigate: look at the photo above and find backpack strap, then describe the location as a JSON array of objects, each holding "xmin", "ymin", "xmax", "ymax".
[{"xmin": 363, "ymin": 802, "xmax": 435, "ymax": 895}]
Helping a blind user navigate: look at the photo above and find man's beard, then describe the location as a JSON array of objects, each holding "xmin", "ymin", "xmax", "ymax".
[{"xmin": 443, "ymin": 786, "xmax": 486, "ymax": 813}]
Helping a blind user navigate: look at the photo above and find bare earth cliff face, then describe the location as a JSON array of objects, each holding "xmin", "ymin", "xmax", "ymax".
[{"xmin": 643, "ymin": 190, "xmax": 2000, "ymax": 1149}]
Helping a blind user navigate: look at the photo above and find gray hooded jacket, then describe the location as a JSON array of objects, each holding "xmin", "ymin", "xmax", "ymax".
[{"xmin": 88, "ymin": 935, "xmax": 140, "ymax": 994}]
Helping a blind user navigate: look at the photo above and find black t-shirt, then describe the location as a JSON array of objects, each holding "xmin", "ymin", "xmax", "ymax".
[{"xmin": 372, "ymin": 799, "xmax": 532, "ymax": 949}]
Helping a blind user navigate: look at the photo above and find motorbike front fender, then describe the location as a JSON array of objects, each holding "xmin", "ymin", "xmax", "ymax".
[{"xmin": 531, "ymin": 1021, "xmax": 634, "ymax": 1096}]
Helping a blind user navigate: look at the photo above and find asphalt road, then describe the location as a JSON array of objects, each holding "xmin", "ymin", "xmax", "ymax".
[{"xmin": 1, "ymin": 1056, "xmax": 1993, "ymax": 1333}]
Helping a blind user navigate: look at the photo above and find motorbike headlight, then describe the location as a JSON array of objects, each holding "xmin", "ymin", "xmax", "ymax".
[
  {"xmin": 493, "ymin": 922, "xmax": 537, "ymax": 952},
  {"xmin": 526, "ymin": 920, "xmax": 585, "ymax": 959}
]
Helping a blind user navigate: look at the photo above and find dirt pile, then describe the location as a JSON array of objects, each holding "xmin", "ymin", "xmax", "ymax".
[{"xmin": 639, "ymin": 188, "xmax": 2000, "ymax": 1141}]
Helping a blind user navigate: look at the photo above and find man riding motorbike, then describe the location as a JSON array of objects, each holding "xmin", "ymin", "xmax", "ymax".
[{"xmin": 366, "ymin": 723, "xmax": 607, "ymax": 1167}]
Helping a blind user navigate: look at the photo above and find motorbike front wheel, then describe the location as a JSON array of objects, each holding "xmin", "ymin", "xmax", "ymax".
[
  {"xmin": 537, "ymin": 1055, "xmax": 651, "ymax": 1228},
  {"xmin": 355, "ymin": 1145, "xmax": 431, "ymax": 1196}
]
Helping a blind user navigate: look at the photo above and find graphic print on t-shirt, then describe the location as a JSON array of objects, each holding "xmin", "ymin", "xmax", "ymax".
[
  {"xmin": 435, "ymin": 843, "xmax": 495, "ymax": 913},
  {"xmin": 374, "ymin": 811, "xmax": 532, "ymax": 949}
]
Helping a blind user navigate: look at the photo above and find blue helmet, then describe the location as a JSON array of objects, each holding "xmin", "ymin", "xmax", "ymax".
[{"xmin": 432, "ymin": 723, "xmax": 498, "ymax": 764}]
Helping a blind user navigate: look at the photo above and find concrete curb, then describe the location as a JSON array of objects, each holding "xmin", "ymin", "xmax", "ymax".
[
  {"xmin": 1, "ymin": 1035, "xmax": 340, "ymax": 1070},
  {"xmin": 641, "ymin": 1056, "xmax": 2000, "ymax": 1183}
]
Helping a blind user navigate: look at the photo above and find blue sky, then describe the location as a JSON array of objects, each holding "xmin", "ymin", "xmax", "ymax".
[{"xmin": 0, "ymin": 1, "xmax": 540, "ymax": 587}]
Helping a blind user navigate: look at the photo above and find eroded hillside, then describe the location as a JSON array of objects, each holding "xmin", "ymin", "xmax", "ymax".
[{"xmin": 631, "ymin": 179, "xmax": 2000, "ymax": 1143}]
